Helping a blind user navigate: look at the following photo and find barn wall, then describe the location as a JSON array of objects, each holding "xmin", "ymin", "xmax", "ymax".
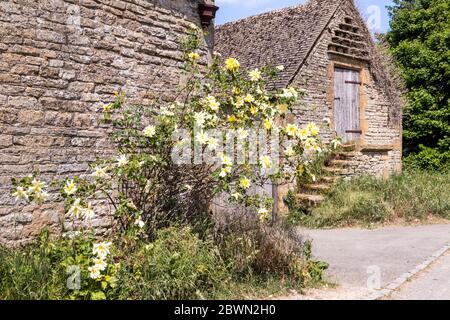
[
  {"xmin": 289, "ymin": 2, "xmax": 402, "ymax": 178},
  {"xmin": 0, "ymin": 0, "xmax": 212, "ymax": 245}
]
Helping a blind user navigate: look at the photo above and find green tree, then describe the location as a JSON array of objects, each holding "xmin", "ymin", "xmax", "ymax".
[{"xmin": 386, "ymin": 0, "xmax": 450, "ymax": 170}]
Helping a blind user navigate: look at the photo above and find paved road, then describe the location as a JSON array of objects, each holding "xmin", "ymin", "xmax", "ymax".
[
  {"xmin": 297, "ymin": 224, "xmax": 450, "ymax": 299},
  {"xmin": 389, "ymin": 251, "xmax": 450, "ymax": 300}
]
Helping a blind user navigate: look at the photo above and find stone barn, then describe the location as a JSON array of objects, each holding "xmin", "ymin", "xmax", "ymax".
[
  {"xmin": 215, "ymin": 0, "xmax": 403, "ymax": 210},
  {"xmin": 0, "ymin": 0, "xmax": 217, "ymax": 245}
]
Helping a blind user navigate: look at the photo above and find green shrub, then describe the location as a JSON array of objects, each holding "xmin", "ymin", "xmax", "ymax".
[
  {"xmin": 115, "ymin": 226, "xmax": 228, "ymax": 300},
  {"xmin": 295, "ymin": 170, "xmax": 450, "ymax": 228}
]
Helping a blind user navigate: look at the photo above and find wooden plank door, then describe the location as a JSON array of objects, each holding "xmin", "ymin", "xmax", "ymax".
[{"xmin": 334, "ymin": 68, "xmax": 361, "ymax": 143}]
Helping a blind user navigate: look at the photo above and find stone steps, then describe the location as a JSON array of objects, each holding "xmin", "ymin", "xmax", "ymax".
[
  {"xmin": 328, "ymin": 159, "xmax": 359, "ymax": 168},
  {"xmin": 294, "ymin": 143, "xmax": 358, "ymax": 208}
]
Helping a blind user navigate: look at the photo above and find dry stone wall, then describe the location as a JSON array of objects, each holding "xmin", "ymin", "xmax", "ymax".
[{"xmin": 0, "ymin": 0, "xmax": 212, "ymax": 245}]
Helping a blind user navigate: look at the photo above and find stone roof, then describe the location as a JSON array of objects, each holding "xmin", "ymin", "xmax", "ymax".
[{"xmin": 215, "ymin": 0, "xmax": 344, "ymax": 88}]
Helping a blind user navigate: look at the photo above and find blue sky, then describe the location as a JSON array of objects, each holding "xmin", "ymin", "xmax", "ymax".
[{"xmin": 215, "ymin": 0, "xmax": 394, "ymax": 34}]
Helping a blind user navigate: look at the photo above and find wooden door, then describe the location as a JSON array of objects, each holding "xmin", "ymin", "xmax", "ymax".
[{"xmin": 334, "ymin": 68, "xmax": 361, "ymax": 143}]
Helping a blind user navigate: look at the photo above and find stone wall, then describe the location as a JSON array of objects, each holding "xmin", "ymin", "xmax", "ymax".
[
  {"xmin": 0, "ymin": 0, "xmax": 212, "ymax": 245},
  {"xmin": 290, "ymin": 2, "xmax": 402, "ymax": 178}
]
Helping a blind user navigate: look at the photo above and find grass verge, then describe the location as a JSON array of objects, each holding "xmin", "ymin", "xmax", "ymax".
[{"xmin": 288, "ymin": 170, "xmax": 450, "ymax": 228}]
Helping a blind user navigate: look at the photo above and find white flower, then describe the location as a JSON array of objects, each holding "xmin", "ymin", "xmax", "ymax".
[
  {"xmin": 201, "ymin": 95, "xmax": 220, "ymax": 112},
  {"xmin": 88, "ymin": 265, "xmax": 102, "ymax": 279},
  {"xmin": 284, "ymin": 147, "xmax": 295, "ymax": 157},
  {"xmin": 260, "ymin": 155, "xmax": 272, "ymax": 169},
  {"xmin": 63, "ymin": 179, "xmax": 77, "ymax": 195},
  {"xmin": 161, "ymin": 107, "xmax": 175, "ymax": 117},
  {"xmin": 91, "ymin": 166, "xmax": 109, "ymax": 179},
  {"xmin": 12, "ymin": 186, "xmax": 29, "ymax": 202},
  {"xmin": 258, "ymin": 207, "xmax": 271, "ymax": 222},
  {"xmin": 117, "ymin": 154, "xmax": 129, "ymax": 167},
  {"xmin": 196, "ymin": 131, "xmax": 210, "ymax": 145},
  {"xmin": 134, "ymin": 217, "xmax": 145, "ymax": 229},
  {"xmin": 219, "ymin": 166, "xmax": 232, "ymax": 178},
  {"xmin": 213, "ymin": 51, "xmax": 222, "ymax": 58},
  {"xmin": 220, "ymin": 153, "xmax": 233, "ymax": 166},
  {"xmin": 28, "ymin": 179, "xmax": 46, "ymax": 194},
  {"xmin": 248, "ymin": 69, "xmax": 262, "ymax": 82},
  {"xmin": 276, "ymin": 65, "xmax": 285, "ymax": 71},
  {"xmin": 323, "ymin": 117, "xmax": 331, "ymax": 125},
  {"xmin": 33, "ymin": 191, "xmax": 49, "ymax": 204},
  {"xmin": 236, "ymin": 128, "xmax": 248, "ymax": 140},
  {"xmin": 207, "ymin": 137, "xmax": 219, "ymax": 150},
  {"xmin": 67, "ymin": 198, "xmax": 84, "ymax": 219},
  {"xmin": 194, "ymin": 111, "xmax": 208, "ymax": 127},
  {"xmin": 93, "ymin": 242, "xmax": 112, "ymax": 259},
  {"xmin": 83, "ymin": 202, "xmax": 95, "ymax": 220},
  {"xmin": 231, "ymin": 192, "xmax": 241, "ymax": 200},
  {"xmin": 143, "ymin": 125, "xmax": 156, "ymax": 138},
  {"xmin": 93, "ymin": 258, "xmax": 107, "ymax": 271}
]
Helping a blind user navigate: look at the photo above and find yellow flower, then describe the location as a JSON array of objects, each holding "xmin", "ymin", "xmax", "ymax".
[
  {"xmin": 227, "ymin": 115, "xmax": 237, "ymax": 123},
  {"xmin": 188, "ymin": 52, "xmax": 200, "ymax": 60},
  {"xmin": 307, "ymin": 122, "xmax": 320, "ymax": 137},
  {"xmin": 263, "ymin": 118, "xmax": 273, "ymax": 130},
  {"xmin": 63, "ymin": 179, "xmax": 77, "ymax": 195},
  {"xmin": 297, "ymin": 165, "xmax": 305, "ymax": 175},
  {"xmin": 277, "ymin": 104, "xmax": 288, "ymax": 114},
  {"xmin": 239, "ymin": 177, "xmax": 251, "ymax": 189},
  {"xmin": 225, "ymin": 58, "xmax": 240, "ymax": 71},
  {"xmin": 285, "ymin": 124, "xmax": 298, "ymax": 137},
  {"xmin": 143, "ymin": 125, "xmax": 156, "ymax": 138},
  {"xmin": 28, "ymin": 179, "xmax": 46, "ymax": 194},
  {"xmin": 260, "ymin": 155, "xmax": 272, "ymax": 169},
  {"xmin": 234, "ymin": 96, "xmax": 244, "ymax": 108},
  {"xmin": 297, "ymin": 127, "xmax": 309, "ymax": 140},
  {"xmin": 232, "ymin": 87, "xmax": 241, "ymax": 95},
  {"xmin": 250, "ymin": 106, "xmax": 259, "ymax": 115},
  {"xmin": 202, "ymin": 95, "xmax": 220, "ymax": 111},
  {"xmin": 244, "ymin": 94, "xmax": 254, "ymax": 103},
  {"xmin": 102, "ymin": 104, "xmax": 112, "ymax": 112},
  {"xmin": 248, "ymin": 69, "xmax": 262, "ymax": 81}
]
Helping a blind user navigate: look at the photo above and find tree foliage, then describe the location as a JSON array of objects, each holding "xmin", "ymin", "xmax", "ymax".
[{"xmin": 386, "ymin": 0, "xmax": 450, "ymax": 170}]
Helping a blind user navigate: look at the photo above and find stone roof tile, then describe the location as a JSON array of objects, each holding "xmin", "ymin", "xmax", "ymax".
[{"xmin": 215, "ymin": 0, "xmax": 343, "ymax": 88}]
